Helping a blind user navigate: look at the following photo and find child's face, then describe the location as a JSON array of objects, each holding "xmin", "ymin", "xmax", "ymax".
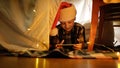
[{"xmin": 60, "ymin": 19, "xmax": 74, "ymax": 31}]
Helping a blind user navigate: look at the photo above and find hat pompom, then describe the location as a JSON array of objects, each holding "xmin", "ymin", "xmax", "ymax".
[{"xmin": 50, "ymin": 28, "xmax": 58, "ymax": 36}]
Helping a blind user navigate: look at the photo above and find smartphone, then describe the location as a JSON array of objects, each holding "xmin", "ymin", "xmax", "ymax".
[{"xmin": 56, "ymin": 44, "xmax": 74, "ymax": 50}]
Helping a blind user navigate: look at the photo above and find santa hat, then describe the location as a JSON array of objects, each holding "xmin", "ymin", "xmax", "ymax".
[
  {"xmin": 51, "ymin": 2, "xmax": 76, "ymax": 29},
  {"xmin": 59, "ymin": 3, "xmax": 76, "ymax": 22},
  {"xmin": 50, "ymin": 2, "xmax": 76, "ymax": 36}
]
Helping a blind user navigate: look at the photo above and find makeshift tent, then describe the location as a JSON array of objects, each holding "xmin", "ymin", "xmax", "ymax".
[{"xmin": 0, "ymin": 0, "xmax": 92, "ymax": 53}]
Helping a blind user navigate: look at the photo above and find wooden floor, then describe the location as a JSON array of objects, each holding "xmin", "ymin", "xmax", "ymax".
[{"xmin": 0, "ymin": 56, "xmax": 119, "ymax": 68}]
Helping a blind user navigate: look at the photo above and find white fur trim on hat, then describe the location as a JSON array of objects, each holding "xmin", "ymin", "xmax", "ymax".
[{"xmin": 59, "ymin": 4, "xmax": 76, "ymax": 22}]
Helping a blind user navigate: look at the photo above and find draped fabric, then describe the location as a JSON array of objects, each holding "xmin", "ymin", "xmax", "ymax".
[
  {"xmin": 0, "ymin": 0, "xmax": 62, "ymax": 52},
  {"xmin": 0, "ymin": 0, "xmax": 92, "ymax": 52}
]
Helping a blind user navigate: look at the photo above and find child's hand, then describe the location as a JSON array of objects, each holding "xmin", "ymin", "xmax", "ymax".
[
  {"xmin": 73, "ymin": 43, "xmax": 82, "ymax": 50},
  {"xmin": 56, "ymin": 40, "xmax": 64, "ymax": 48}
]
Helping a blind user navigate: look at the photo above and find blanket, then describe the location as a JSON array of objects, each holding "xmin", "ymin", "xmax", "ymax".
[{"xmin": 0, "ymin": 48, "xmax": 118, "ymax": 59}]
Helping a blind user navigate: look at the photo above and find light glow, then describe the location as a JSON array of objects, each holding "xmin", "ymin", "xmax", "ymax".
[
  {"xmin": 103, "ymin": 0, "xmax": 120, "ymax": 3},
  {"xmin": 117, "ymin": 62, "xmax": 120, "ymax": 68},
  {"xmin": 35, "ymin": 58, "xmax": 39, "ymax": 68}
]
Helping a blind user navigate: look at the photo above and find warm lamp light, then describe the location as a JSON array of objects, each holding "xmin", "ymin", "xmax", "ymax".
[
  {"xmin": 103, "ymin": 0, "xmax": 120, "ymax": 3},
  {"xmin": 116, "ymin": 52, "xmax": 120, "ymax": 60}
]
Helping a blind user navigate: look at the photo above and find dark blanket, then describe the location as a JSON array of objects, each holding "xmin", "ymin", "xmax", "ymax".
[{"xmin": 0, "ymin": 48, "xmax": 118, "ymax": 59}]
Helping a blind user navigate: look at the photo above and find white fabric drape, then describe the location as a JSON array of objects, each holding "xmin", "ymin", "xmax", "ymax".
[
  {"xmin": 63, "ymin": 0, "xmax": 92, "ymax": 24},
  {"xmin": 0, "ymin": 0, "xmax": 62, "ymax": 52},
  {"xmin": 0, "ymin": 0, "xmax": 92, "ymax": 52}
]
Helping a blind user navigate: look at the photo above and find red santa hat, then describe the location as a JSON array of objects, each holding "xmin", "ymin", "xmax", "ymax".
[
  {"xmin": 59, "ymin": 2, "xmax": 76, "ymax": 22},
  {"xmin": 51, "ymin": 2, "xmax": 76, "ymax": 29}
]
